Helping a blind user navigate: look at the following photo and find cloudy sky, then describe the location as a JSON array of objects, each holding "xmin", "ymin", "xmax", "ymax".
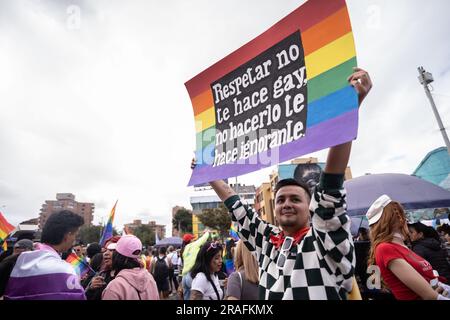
[{"xmin": 1, "ymin": 0, "xmax": 449, "ymax": 234}]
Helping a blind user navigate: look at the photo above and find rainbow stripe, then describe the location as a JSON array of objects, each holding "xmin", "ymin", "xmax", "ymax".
[
  {"xmin": 0, "ymin": 211, "xmax": 15, "ymax": 252},
  {"xmin": 186, "ymin": 0, "xmax": 358, "ymax": 185},
  {"xmin": 66, "ymin": 253, "xmax": 94, "ymax": 278},
  {"xmin": 99, "ymin": 200, "xmax": 118, "ymax": 247},
  {"xmin": 229, "ymin": 224, "xmax": 239, "ymax": 241}
]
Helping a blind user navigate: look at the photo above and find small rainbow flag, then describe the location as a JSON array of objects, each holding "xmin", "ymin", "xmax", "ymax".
[
  {"xmin": 99, "ymin": 200, "xmax": 118, "ymax": 247},
  {"xmin": 66, "ymin": 252, "xmax": 95, "ymax": 278},
  {"xmin": 0, "ymin": 211, "xmax": 15, "ymax": 253}
]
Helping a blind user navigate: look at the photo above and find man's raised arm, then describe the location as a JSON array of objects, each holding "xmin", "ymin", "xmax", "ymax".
[
  {"xmin": 311, "ymin": 67, "xmax": 372, "ymax": 293},
  {"xmin": 209, "ymin": 180, "xmax": 237, "ymax": 202},
  {"xmin": 325, "ymin": 67, "xmax": 372, "ymax": 175}
]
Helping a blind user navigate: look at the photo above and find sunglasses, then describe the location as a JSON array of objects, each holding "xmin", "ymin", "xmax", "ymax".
[
  {"xmin": 206, "ymin": 242, "xmax": 222, "ymax": 252},
  {"xmin": 276, "ymin": 236, "xmax": 294, "ymax": 270}
]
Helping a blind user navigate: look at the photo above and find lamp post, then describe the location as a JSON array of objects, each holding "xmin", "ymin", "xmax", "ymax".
[{"xmin": 418, "ymin": 66, "xmax": 450, "ymax": 154}]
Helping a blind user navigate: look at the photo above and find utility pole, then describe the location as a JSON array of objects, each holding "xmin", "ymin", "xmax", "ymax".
[{"xmin": 418, "ymin": 66, "xmax": 450, "ymax": 154}]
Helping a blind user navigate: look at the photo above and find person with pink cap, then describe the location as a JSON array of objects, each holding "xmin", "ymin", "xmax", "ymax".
[
  {"xmin": 102, "ymin": 235, "xmax": 159, "ymax": 300},
  {"xmin": 367, "ymin": 195, "xmax": 449, "ymax": 300}
]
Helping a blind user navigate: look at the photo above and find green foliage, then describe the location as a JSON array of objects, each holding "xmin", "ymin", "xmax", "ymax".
[
  {"xmin": 132, "ymin": 225, "xmax": 155, "ymax": 247},
  {"xmin": 78, "ymin": 225, "xmax": 102, "ymax": 244},
  {"xmin": 197, "ymin": 204, "xmax": 231, "ymax": 238},
  {"xmin": 172, "ymin": 208, "xmax": 193, "ymax": 234},
  {"xmin": 78, "ymin": 225, "xmax": 120, "ymax": 245}
]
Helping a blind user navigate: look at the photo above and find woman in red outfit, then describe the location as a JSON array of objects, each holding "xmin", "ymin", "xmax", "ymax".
[{"xmin": 367, "ymin": 195, "xmax": 449, "ymax": 300}]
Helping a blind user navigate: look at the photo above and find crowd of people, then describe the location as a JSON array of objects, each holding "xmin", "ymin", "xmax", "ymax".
[{"xmin": 1, "ymin": 67, "xmax": 450, "ymax": 301}]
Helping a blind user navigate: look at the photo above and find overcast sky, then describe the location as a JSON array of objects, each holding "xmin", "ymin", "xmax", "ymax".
[{"xmin": 1, "ymin": 0, "xmax": 449, "ymax": 234}]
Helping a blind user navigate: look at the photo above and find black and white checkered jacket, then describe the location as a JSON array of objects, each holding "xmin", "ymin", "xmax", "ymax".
[{"xmin": 224, "ymin": 173, "xmax": 355, "ymax": 300}]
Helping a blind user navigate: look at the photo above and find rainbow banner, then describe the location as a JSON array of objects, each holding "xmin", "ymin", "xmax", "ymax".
[
  {"xmin": 66, "ymin": 252, "xmax": 95, "ymax": 278},
  {"xmin": 99, "ymin": 200, "xmax": 118, "ymax": 247},
  {"xmin": 0, "ymin": 211, "xmax": 15, "ymax": 253},
  {"xmin": 186, "ymin": 0, "xmax": 358, "ymax": 185}
]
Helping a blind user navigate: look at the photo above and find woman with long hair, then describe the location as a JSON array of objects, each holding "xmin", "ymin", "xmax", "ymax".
[
  {"xmin": 408, "ymin": 222, "xmax": 450, "ymax": 283},
  {"xmin": 190, "ymin": 241, "xmax": 223, "ymax": 300},
  {"xmin": 102, "ymin": 235, "xmax": 159, "ymax": 300},
  {"xmin": 367, "ymin": 195, "xmax": 448, "ymax": 300},
  {"xmin": 226, "ymin": 240, "xmax": 259, "ymax": 300}
]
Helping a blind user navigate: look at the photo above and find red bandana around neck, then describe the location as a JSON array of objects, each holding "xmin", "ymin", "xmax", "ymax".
[{"xmin": 270, "ymin": 226, "xmax": 311, "ymax": 250}]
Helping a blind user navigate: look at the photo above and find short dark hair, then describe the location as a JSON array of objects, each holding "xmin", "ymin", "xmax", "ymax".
[
  {"xmin": 40, "ymin": 210, "xmax": 84, "ymax": 245},
  {"xmin": 111, "ymin": 251, "xmax": 141, "ymax": 274},
  {"xmin": 274, "ymin": 178, "xmax": 312, "ymax": 200},
  {"xmin": 159, "ymin": 246, "xmax": 167, "ymax": 255}
]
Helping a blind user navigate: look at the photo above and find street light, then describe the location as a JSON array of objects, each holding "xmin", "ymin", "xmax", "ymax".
[{"xmin": 418, "ymin": 66, "xmax": 450, "ymax": 154}]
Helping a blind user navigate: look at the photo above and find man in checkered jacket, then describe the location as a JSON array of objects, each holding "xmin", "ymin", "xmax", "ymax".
[{"xmin": 206, "ymin": 68, "xmax": 372, "ymax": 300}]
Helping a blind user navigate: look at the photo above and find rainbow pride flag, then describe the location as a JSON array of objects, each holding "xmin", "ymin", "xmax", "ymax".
[
  {"xmin": 0, "ymin": 211, "xmax": 15, "ymax": 253},
  {"xmin": 186, "ymin": 0, "xmax": 358, "ymax": 185},
  {"xmin": 99, "ymin": 200, "xmax": 118, "ymax": 247},
  {"xmin": 223, "ymin": 238, "xmax": 235, "ymax": 276},
  {"xmin": 229, "ymin": 223, "xmax": 239, "ymax": 241},
  {"xmin": 66, "ymin": 252, "xmax": 95, "ymax": 278}
]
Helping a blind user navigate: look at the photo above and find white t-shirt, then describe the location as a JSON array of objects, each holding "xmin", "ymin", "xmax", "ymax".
[
  {"xmin": 170, "ymin": 252, "xmax": 179, "ymax": 266},
  {"xmin": 191, "ymin": 272, "xmax": 223, "ymax": 300}
]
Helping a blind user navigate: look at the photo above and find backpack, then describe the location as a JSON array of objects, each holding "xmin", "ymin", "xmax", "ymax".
[{"xmin": 153, "ymin": 256, "xmax": 169, "ymax": 281}]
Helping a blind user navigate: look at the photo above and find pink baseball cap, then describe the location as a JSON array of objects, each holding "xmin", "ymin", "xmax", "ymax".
[{"xmin": 115, "ymin": 235, "xmax": 142, "ymax": 259}]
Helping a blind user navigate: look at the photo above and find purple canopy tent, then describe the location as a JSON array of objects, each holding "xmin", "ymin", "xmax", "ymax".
[
  {"xmin": 153, "ymin": 237, "xmax": 183, "ymax": 248},
  {"xmin": 344, "ymin": 173, "xmax": 450, "ymax": 218}
]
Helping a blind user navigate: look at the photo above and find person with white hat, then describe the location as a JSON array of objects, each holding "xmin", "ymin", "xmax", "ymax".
[
  {"xmin": 102, "ymin": 235, "xmax": 159, "ymax": 300},
  {"xmin": 367, "ymin": 195, "xmax": 449, "ymax": 300}
]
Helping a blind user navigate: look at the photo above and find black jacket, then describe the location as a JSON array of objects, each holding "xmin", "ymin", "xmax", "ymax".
[
  {"xmin": 411, "ymin": 238, "xmax": 450, "ymax": 283},
  {"xmin": 84, "ymin": 270, "xmax": 115, "ymax": 300}
]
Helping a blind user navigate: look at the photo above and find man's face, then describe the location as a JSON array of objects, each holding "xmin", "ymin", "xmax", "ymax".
[{"xmin": 275, "ymin": 185, "xmax": 310, "ymax": 230}]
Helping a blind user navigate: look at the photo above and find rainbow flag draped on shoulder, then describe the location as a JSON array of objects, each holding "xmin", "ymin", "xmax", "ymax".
[
  {"xmin": 0, "ymin": 211, "xmax": 15, "ymax": 253},
  {"xmin": 4, "ymin": 244, "xmax": 86, "ymax": 300},
  {"xmin": 99, "ymin": 200, "xmax": 118, "ymax": 247}
]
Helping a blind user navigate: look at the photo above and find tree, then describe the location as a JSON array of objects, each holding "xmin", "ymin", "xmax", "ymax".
[
  {"xmin": 132, "ymin": 225, "xmax": 155, "ymax": 247},
  {"xmin": 78, "ymin": 225, "xmax": 119, "ymax": 245},
  {"xmin": 197, "ymin": 204, "xmax": 231, "ymax": 238},
  {"xmin": 172, "ymin": 208, "xmax": 193, "ymax": 234}
]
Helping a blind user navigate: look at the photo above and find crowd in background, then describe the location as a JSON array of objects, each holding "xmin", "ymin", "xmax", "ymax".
[{"xmin": 1, "ymin": 206, "xmax": 449, "ymax": 300}]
